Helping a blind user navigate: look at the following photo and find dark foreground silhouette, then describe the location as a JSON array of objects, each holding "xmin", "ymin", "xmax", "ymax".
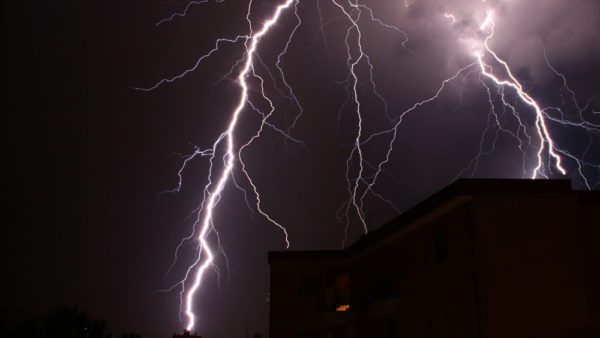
[{"xmin": 2, "ymin": 305, "xmax": 140, "ymax": 338}]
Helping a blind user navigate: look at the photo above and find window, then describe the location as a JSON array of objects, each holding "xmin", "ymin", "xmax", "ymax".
[
  {"xmin": 334, "ymin": 272, "xmax": 350, "ymax": 308},
  {"xmin": 369, "ymin": 256, "xmax": 394, "ymax": 300},
  {"xmin": 385, "ymin": 320, "xmax": 396, "ymax": 338},
  {"xmin": 435, "ymin": 230, "xmax": 448, "ymax": 261},
  {"xmin": 421, "ymin": 238, "xmax": 430, "ymax": 269},
  {"xmin": 298, "ymin": 274, "xmax": 320, "ymax": 298},
  {"xmin": 324, "ymin": 269, "xmax": 350, "ymax": 311},
  {"xmin": 396, "ymin": 247, "xmax": 408, "ymax": 278},
  {"xmin": 424, "ymin": 316, "xmax": 434, "ymax": 338}
]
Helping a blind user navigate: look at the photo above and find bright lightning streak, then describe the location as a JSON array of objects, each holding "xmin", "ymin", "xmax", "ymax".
[
  {"xmin": 131, "ymin": 35, "xmax": 249, "ymax": 92},
  {"xmin": 181, "ymin": 0, "xmax": 296, "ymax": 330},
  {"xmin": 476, "ymin": 11, "xmax": 566, "ymax": 178},
  {"xmin": 142, "ymin": 0, "xmax": 297, "ymax": 331},
  {"xmin": 138, "ymin": 0, "xmax": 414, "ymax": 329},
  {"xmin": 444, "ymin": 12, "xmax": 457, "ymax": 24},
  {"xmin": 136, "ymin": 0, "xmax": 600, "ymax": 333},
  {"xmin": 330, "ymin": 0, "xmax": 412, "ymax": 247},
  {"xmin": 351, "ymin": 5, "xmax": 599, "ymax": 231},
  {"xmin": 156, "ymin": 0, "xmax": 226, "ymax": 27},
  {"xmin": 332, "ymin": 0, "xmax": 369, "ymax": 236}
]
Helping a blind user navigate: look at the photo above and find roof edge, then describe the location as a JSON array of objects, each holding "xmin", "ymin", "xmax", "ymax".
[{"xmin": 268, "ymin": 178, "xmax": 573, "ymax": 264}]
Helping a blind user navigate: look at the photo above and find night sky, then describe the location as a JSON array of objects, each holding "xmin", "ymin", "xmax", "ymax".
[{"xmin": 3, "ymin": 1, "xmax": 599, "ymax": 338}]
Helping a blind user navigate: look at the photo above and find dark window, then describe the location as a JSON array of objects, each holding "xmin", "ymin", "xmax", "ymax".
[
  {"xmin": 435, "ymin": 230, "xmax": 448, "ymax": 261},
  {"xmin": 369, "ymin": 256, "xmax": 394, "ymax": 301},
  {"xmin": 359, "ymin": 257, "xmax": 391, "ymax": 310},
  {"xmin": 421, "ymin": 238, "xmax": 430, "ymax": 269},
  {"xmin": 424, "ymin": 316, "xmax": 434, "ymax": 338},
  {"xmin": 333, "ymin": 326, "xmax": 345, "ymax": 338},
  {"xmin": 323, "ymin": 269, "xmax": 350, "ymax": 311},
  {"xmin": 385, "ymin": 320, "xmax": 396, "ymax": 338},
  {"xmin": 334, "ymin": 272, "xmax": 350, "ymax": 306},
  {"xmin": 298, "ymin": 274, "xmax": 319, "ymax": 298},
  {"xmin": 299, "ymin": 332, "xmax": 318, "ymax": 338},
  {"xmin": 396, "ymin": 247, "xmax": 408, "ymax": 278}
]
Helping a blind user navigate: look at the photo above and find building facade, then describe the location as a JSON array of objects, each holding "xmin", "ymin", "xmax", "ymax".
[
  {"xmin": 269, "ymin": 179, "xmax": 599, "ymax": 338},
  {"xmin": 172, "ymin": 330, "xmax": 203, "ymax": 338}
]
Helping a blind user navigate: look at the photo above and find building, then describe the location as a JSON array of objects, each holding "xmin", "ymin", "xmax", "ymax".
[
  {"xmin": 173, "ymin": 330, "xmax": 202, "ymax": 338},
  {"xmin": 268, "ymin": 179, "xmax": 599, "ymax": 338}
]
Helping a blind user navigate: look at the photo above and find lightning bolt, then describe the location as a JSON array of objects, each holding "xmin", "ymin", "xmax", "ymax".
[
  {"xmin": 134, "ymin": 0, "xmax": 600, "ymax": 333},
  {"xmin": 329, "ymin": 0, "xmax": 410, "ymax": 247},
  {"xmin": 476, "ymin": 11, "xmax": 566, "ymax": 179},
  {"xmin": 469, "ymin": 10, "xmax": 598, "ymax": 187},
  {"xmin": 156, "ymin": 0, "xmax": 226, "ymax": 27},
  {"xmin": 138, "ymin": 0, "xmax": 297, "ymax": 331},
  {"xmin": 344, "ymin": 6, "xmax": 600, "ymax": 247},
  {"xmin": 180, "ymin": 0, "xmax": 297, "ymax": 330}
]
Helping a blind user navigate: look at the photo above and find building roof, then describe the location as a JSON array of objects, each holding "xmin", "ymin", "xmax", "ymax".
[{"xmin": 268, "ymin": 178, "xmax": 579, "ymax": 263}]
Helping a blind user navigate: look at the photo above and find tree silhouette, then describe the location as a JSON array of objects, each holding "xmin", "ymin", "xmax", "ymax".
[{"xmin": 11, "ymin": 306, "xmax": 111, "ymax": 338}]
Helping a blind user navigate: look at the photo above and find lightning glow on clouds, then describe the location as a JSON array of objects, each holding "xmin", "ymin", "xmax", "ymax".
[{"xmin": 135, "ymin": 0, "xmax": 600, "ymax": 331}]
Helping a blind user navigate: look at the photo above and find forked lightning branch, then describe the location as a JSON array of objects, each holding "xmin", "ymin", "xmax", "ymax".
[{"xmin": 134, "ymin": 0, "xmax": 600, "ymax": 331}]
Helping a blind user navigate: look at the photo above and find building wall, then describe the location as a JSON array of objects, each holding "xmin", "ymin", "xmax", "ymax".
[
  {"xmin": 472, "ymin": 192, "xmax": 596, "ymax": 338},
  {"xmin": 269, "ymin": 182, "xmax": 599, "ymax": 338},
  {"xmin": 347, "ymin": 201, "xmax": 480, "ymax": 338},
  {"xmin": 270, "ymin": 258, "xmax": 347, "ymax": 338},
  {"xmin": 579, "ymin": 192, "xmax": 600, "ymax": 335}
]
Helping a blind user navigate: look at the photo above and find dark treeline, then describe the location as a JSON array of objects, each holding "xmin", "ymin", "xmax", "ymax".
[{"xmin": 0, "ymin": 305, "xmax": 141, "ymax": 338}]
